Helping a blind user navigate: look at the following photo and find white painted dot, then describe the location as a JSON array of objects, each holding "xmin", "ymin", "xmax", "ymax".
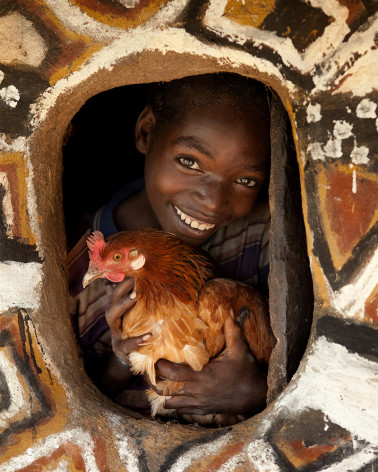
[
  {"xmin": 306, "ymin": 103, "xmax": 322, "ymax": 123},
  {"xmin": 356, "ymin": 98, "xmax": 377, "ymax": 119},
  {"xmin": 0, "ymin": 70, "xmax": 4, "ymax": 86},
  {"xmin": 333, "ymin": 120, "xmax": 353, "ymax": 140},
  {"xmin": 351, "ymin": 144, "xmax": 369, "ymax": 165},
  {"xmin": 0, "ymin": 85, "xmax": 20, "ymax": 108},
  {"xmin": 307, "ymin": 142, "xmax": 325, "ymax": 161},
  {"xmin": 324, "ymin": 138, "xmax": 342, "ymax": 158}
]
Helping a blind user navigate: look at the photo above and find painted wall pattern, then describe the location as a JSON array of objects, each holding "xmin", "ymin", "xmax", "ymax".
[{"xmin": 0, "ymin": 0, "xmax": 377, "ymax": 470}]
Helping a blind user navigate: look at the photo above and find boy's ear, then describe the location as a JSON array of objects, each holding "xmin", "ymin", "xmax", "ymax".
[{"xmin": 135, "ymin": 105, "xmax": 156, "ymax": 154}]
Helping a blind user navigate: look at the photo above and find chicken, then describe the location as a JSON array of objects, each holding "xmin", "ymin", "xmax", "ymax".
[{"xmin": 82, "ymin": 228, "xmax": 275, "ymax": 422}]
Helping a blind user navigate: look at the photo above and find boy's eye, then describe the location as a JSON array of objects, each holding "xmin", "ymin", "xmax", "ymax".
[
  {"xmin": 178, "ymin": 157, "xmax": 201, "ymax": 170},
  {"xmin": 236, "ymin": 177, "xmax": 257, "ymax": 188},
  {"xmin": 112, "ymin": 253, "xmax": 122, "ymax": 261}
]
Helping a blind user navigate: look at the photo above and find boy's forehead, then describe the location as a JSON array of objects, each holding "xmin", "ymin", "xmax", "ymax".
[
  {"xmin": 164, "ymin": 110, "xmax": 270, "ymax": 167},
  {"xmin": 186, "ymin": 98, "xmax": 270, "ymax": 126}
]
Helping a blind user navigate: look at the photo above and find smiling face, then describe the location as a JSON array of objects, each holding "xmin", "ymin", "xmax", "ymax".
[{"xmin": 136, "ymin": 101, "xmax": 270, "ymax": 247}]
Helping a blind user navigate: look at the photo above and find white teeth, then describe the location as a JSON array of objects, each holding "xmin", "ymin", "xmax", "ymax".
[{"xmin": 174, "ymin": 206, "xmax": 215, "ymax": 232}]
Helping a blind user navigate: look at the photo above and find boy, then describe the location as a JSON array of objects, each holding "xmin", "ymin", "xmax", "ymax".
[{"xmin": 68, "ymin": 73, "xmax": 271, "ymax": 420}]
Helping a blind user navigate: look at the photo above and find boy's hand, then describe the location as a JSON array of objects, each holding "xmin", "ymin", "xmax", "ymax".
[
  {"xmin": 105, "ymin": 277, "xmax": 150, "ymax": 364},
  {"xmin": 147, "ymin": 316, "xmax": 268, "ymax": 416}
]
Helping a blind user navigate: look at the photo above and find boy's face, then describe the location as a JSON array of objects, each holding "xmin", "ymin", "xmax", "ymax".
[{"xmin": 139, "ymin": 105, "xmax": 270, "ymax": 247}]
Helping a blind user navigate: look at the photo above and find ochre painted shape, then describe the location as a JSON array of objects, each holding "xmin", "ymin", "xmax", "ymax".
[
  {"xmin": 224, "ymin": 0, "xmax": 275, "ymax": 28},
  {"xmin": 0, "ymin": 314, "xmax": 69, "ymax": 463},
  {"xmin": 337, "ymin": 0, "xmax": 367, "ymax": 26},
  {"xmin": 49, "ymin": 43, "xmax": 105, "ymax": 86},
  {"xmin": 317, "ymin": 165, "xmax": 377, "ymax": 271},
  {"xmin": 70, "ymin": 0, "xmax": 171, "ymax": 29},
  {"xmin": 0, "ymin": 152, "xmax": 36, "ymax": 245},
  {"xmin": 365, "ymin": 284, "xmax": 378, "ymax": 325},
  {"xmin": 17, "ymin": 0, "xmax": 103, "ymax": 84}
]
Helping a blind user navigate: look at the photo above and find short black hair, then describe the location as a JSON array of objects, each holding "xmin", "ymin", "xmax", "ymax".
[{"xmin": 147, "ymin": 73, "xmax": 271, "ymax": 134}]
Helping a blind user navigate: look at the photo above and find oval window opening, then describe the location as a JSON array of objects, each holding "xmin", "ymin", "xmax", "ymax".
[{"xmin": 63, "ymin": 74, "xmax": 314, "ymax": 426}]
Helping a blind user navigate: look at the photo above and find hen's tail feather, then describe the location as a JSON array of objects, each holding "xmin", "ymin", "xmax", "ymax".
[
  {"xmin": 234, "ymin": 300, "xmax": 275, "ymax": 364},
  {"xmin": 146, "ymin": 389, "xmax": 173, "ymax": 417},
  {"xmin": 198, "ymin": 278, "xmax": 275, "ymax": 363},
  {"xmin": 128, "ymin": 351, "xmax": 157, "ymax": 385}
]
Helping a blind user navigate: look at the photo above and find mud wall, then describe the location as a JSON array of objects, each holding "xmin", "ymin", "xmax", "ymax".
[{"xmin": 0, "ymin": 1, "xmax": 377, "ymax": 471}]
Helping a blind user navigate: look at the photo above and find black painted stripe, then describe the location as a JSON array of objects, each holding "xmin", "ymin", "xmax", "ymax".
[{"xmin": 316, "ymin": 316, "xmax": 378, "ymax": 362}]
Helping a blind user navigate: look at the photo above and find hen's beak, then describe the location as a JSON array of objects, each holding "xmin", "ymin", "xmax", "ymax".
[{"xmin": 82, "ymin": 267, "xmax": 106, "ymax": 288}]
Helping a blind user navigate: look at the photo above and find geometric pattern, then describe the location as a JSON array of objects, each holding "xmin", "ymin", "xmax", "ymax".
[
  {"xmin": 0, "ymin": 152, "xmax": 40, "ymax": 263},
  {"xmin": 0, "ymin": 0, "xmax": 377, "ymax": 470},
  {"xmin": 0, "ymin": 152, "xmax": 34, "ymax": 243},
  {"xmin": 318, "ymin": 168, "xmax": 377, "ymax": 271},
  {"xmin": 0, "ymin": 428, "xmax": 106, "ymax": 471},
  {"xmin": 0, "ymin": 311, "xmax": 68, "ymax": 463},
  {"xmin": 202, "ymin": 0, "xmax": 348, "ymax": 76},
  {"xmin": 293, "ymin": 86, "xmax": 378, "ymax": 294},
  {"xmin": 69, "ymin": 0, "xmax": 171, "ymax": 29},
  {"xmin": 309, "ymin": 165, "xmax": 378, "ymax": 291},
  {"xmin": 0, "ymin": 318, "xmax": 52, "ymax": 453}
]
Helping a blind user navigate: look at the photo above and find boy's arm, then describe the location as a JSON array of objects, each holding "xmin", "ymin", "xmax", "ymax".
[{"xmin": 150, "ymin": 316, "xmax": 268, "ymax": 416}]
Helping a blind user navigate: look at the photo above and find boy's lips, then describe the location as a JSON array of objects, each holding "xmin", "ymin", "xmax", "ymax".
[{"xmin": 174, "ymin": 206, "xmax": 216, "ymax": 232}]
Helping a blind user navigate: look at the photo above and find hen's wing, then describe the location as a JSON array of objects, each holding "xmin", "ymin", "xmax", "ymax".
[
  {"xmin": 198, "ymin": 278, "xmax": 275, "ymax": 363},
  {"xmin": 123, "ymin": 298, "xmax": 210, "ymax": 384}
]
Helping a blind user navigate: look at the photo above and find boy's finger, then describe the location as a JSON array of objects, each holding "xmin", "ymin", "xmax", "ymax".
[
  {"xmin": 144, "ymin": 374, "xmax": 163, "ymax": 394},
  {"xmin": 105, "ymin": 296, "xmax": 137, "ymax": 332},
  {"xmin": 155, "ymin": 359, "xmax": 194, "ymax": 383},
  {"xmin": 223, "ymin": 316, "xmax": 247, "ymax": 354},
  {"xmin": 112, "ymin": 277, "xmax": 135, "ymax": 303},
  {"xmin": 118, "ymin": 334, "xmax": 148, "ymax": 352},
  {"xmin": 164, "ymin": 396, "xmax": 200, "ymax": 411}
]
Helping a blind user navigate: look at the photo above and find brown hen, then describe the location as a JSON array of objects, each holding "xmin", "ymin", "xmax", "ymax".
[{"xmin": 82, "ymin": 228, "xmax": 275, "ymax": 422}]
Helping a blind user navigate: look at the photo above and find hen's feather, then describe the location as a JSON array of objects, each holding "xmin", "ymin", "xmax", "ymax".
[
  {"xmin": 198, "ymin": 279, "xmax": 275, "ymax": 363},
  {"xmin": 84, "ymin": 228, "xmax": 275, "ymax": 425}
]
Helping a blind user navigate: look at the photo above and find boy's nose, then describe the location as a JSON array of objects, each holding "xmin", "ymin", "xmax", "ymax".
[{"xmin": 193, "ymin": 179, "xmax": 230, "ymax": 214}]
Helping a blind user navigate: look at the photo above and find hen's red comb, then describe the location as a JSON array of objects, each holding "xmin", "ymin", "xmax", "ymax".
[{"xmin": 86, "ymin": 231, "xmax": 107, "ymax": 262}]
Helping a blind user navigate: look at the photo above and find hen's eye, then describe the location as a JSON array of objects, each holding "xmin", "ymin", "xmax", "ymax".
[
  {"xmin": 178, "ymin": 157, "xmax": 200, "ymax": 170},
  {"xmin": 236, "ymin": 177, "xmax": 257, "ymax": 188},
  {"xmin": 112, "ymin": 253, "xmax": 122, "ymax": 261}
]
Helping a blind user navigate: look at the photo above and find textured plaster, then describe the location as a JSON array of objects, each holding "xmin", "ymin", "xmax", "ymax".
[
  {"xmin": 30, "ymin": 26, "xmax": 295, "ymax": 130},
  {"xmin": 0, "ymin": 0, "xmax": 377, "ymax": 470},
  {"xmin": 333, "ymin": 248, "xmax": 378, "ymax": 320},
  {"xmin": 204, "ymin": 0, "xmax": 349, "ymax": 73},
  {"xmin": 0, "ymin": 262, "xmax": 42, "ymax": 310},
  {"xmin": 0, "ymin": 429, "xmax": 101, "ymax": 472},
  {"xmin": 0, "ymin": 13, "xmax": 47, "ymax": 67},
  {"xmin": 313, "ymin": 12, "xmax": 378, "ymax": 94},
  {"xmin": 271, "ymin": 336, "xmax": 378, "ymax": 444}
]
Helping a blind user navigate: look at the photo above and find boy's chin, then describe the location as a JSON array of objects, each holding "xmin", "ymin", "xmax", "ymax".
[{"xmin": 173, "ymin": 228, "xmax": 213, "ymax": 248}]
